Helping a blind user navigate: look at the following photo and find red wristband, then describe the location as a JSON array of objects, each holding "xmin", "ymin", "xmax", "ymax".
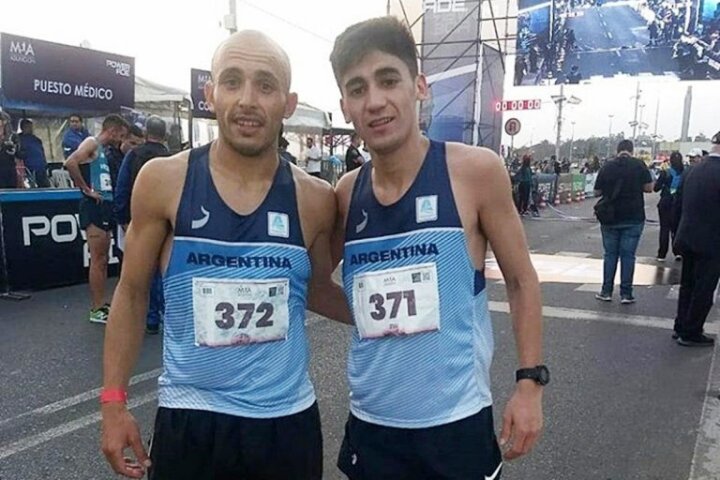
[{"xmin": 100, "ymin": 389, "xmax": 128, "ymax": 404}]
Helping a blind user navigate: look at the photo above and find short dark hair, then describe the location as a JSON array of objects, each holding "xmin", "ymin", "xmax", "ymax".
[
  {"xmin": 670, "ymin": 151, "xmax": 684, "ymax": 171},
  {"xmin": 145, "ymin": 116, "xmax": 166, "ymax": 140},
  {"xmin": 69, "ymin": 113, "xmax": 83, "ymax": 122},
  {"xmin": 19, "ymin": 119, "xmax": 33, "ymax": 130},
  {"xmin": 128, "ymin": 124, "xmax": 144, "ymax": 139},
  {"xmin": 102, "ymin": 114, "xmax": 129, "ymax": 132},
  {"xmin": 330, "ymin": 16, "xmax": 418, "ymax": 86},
  {"xmin": 617, "ymin": 139, "xmax": 634, "ymax": 154}
]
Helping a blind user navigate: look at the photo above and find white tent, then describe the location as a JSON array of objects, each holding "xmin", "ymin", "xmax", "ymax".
[
  {"xmin": 285, "ymin": 102, "xmax": 331, "ymax": 135},
  {"xmin": 135, "ymin": 76, "xmax": 189, "ymax": 117}
]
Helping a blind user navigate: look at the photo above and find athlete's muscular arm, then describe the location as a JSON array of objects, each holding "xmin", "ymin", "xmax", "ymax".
[
  {"xmin": 101, "ymin": 158, "xmax": 178, "ymax": 478},
  {"xmin": 300, "ymin": 174, "xmax": 353, "ymax": 325},
  {"xmin": 466, "ymin": 148, "xmax": 543, "ymax": 461},
  {"xmin": 66, "ymin": 137, "xmax": 102, "ymax": 201}
]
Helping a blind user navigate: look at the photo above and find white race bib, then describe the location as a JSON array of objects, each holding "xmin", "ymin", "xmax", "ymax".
[
  {"xmin": 99, "ymin": 172, "xmax": 112, "ymax": 192},
  {"xmin": 352, "ymin": 263, "xmax": 440, "ymax": 339},
  {"xmin": 193, "ymin": 277, "xmax": 290, "ymax": 347}
]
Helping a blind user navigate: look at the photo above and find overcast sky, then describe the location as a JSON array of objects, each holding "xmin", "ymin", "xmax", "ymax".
[{"xmin": 0, "ymin": 0, "xmax": 716, "ymax": 149}]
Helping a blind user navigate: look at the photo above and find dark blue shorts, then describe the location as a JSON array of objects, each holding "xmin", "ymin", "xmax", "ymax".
[
  {"xmin": 148, "ymin": 403, "xmax": 323, "ymax": 480},
  {"xmin": 338, "ymin": 406, "xmax": 502, "ymax": 480}
]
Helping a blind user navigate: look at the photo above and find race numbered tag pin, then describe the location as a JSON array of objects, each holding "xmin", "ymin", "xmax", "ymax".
[
  {"xmin": 352, "ymin": 263, "xmax": 440, "ymax": 339},
  {"xmin": 193, "ymin": 277, "xmax": 290, "ymax": 347},
  {"xmin": 99, "ymin": 173, "xmax": 113, "ymax": 192}
]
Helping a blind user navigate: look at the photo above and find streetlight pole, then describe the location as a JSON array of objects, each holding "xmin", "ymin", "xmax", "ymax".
[
  {"xmin": 554, "ymin": 84, "xmax": 564, "ymax": 165},
  {"xmin": 551, "ymin": 85, "xmax": 582, "ymax": 163},
  {"xmin": 225, "ymin": 0, "xmax": 238, "ymax": 35},
  {"xmin": 631, "ymin": 82, "xmax": 642, "ymax": 141},
  {"xmin": 569, "ymin": 121, "xmax": 576, "ymax": 165}
]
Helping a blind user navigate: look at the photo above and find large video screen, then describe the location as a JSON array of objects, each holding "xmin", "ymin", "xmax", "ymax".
[{"xmin": 514, "ymin": 0, "xmax": 720, "ymax": 86}]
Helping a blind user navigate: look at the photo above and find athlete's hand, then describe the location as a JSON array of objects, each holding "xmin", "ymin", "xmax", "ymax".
[
  {"xmin": 101, "ymin": 403, "xmax": 151, "ymax": 478},
  {"xmin": 499, "ymin": 381, "xmax": 543, "ymax": 460},
  {"xmin": 85, "ymin": 189, "xmax": 103, "ymax": 204}
]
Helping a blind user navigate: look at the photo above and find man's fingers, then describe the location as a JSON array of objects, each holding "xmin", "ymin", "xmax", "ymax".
[
  {"xmin": 499, "ymin": 414, "xmax": 512, "ymax": 446},
  {"xmin": 103, "ymin": 445, "xmax": 132, "ymax": 476},
  {"xmin": 503, "ymin": 426, "xmax": 541, "ymax": 460},
  {"xmin": 129, "ymin": 432, "xmax": 151, "ymax": 469},
  {"xmin": 503, "ymin": 427, "xmax": 527, "ymax": 460}
]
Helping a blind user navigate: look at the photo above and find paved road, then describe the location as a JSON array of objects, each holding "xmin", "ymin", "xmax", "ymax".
[
  {"xmin": 561, "ymin": 4, "xmax": 679, "ymax": 81},
  {"xmin": 1, "ymin": 196, "xmax": 718, "ymax": 479}
]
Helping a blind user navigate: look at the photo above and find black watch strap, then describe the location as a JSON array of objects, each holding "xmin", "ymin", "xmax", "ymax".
[{"xmin": 516, "ymin": 365, "xmax": 550, "ymax": 386}]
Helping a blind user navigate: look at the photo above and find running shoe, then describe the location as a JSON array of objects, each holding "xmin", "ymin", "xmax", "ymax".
[
  {"xmin": 89, "ymin": 308, "xmax": 108, "ymax": 324},
  {"xmin": 595, "ymin": 293, "xmax": 612, "ymax": 302},
  {"xmin": 620, "ymin": 296, "xmax": 636, "ymax": 305}
]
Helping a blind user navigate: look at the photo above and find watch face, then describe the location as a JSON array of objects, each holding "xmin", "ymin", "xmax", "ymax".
[{"xmin": 538, "ymin": 366, "xmax": 550, "ymax": 385}]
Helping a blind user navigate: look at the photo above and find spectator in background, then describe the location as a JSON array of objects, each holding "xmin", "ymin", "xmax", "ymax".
[
  {"xmin": 672, "ymin": 131, "xmax": 720, "ymax": 347},
  {"xmin": 62, "ymin": 114, "xmax": 89, "ymax": 159},
  {"xmin": 304, "ymin": 136, "xmax": 322, "ymax": 178},
  {"xmin": 345, "ymin": 132, "xmax": 364, "ymax": 173},
  {"xmin": 567, "ymin": 65, "xmax": 582, "ymax": 84},
  {"xmin": 673, "ymin": 132, "xmax": 720, "ymax": 347},
  {"xmin": 278, "ymin": 136, "xmax": 297, "ymax": 165},
  {"xmin": 18, "ymin": 119, "xmax": 50, "ymax": 188},
  {"xmin": 0, "ymin": 113, "xmax": 23, "ymax": 189},
  {"xmin": 105, "ymin": 124, "xmax": 144, "ymax": 191},
  {"xmin": 594, "ymin": 140, "xmax": 653, "ymax": 304},
  {"xmin": 654, "ymin": 151, "xmax": 684, "ymax": 261},
  {"xmin": 516, "ymin": 154, "xmax": 534, "ymax": 215},
  {"xmin": 113, "ymin": 116, "xmax": 169, "ymax": 335},
  {"xmin": 687, "ymin": 147, "xmax": 704, "ymax": 165},
  {"xmin": 65, "ymin": 114, "xmax": 129, "ymax": 325},
  {"xmin": 277, "ymin": 125, "xmax": 297, "ymax": 165}
]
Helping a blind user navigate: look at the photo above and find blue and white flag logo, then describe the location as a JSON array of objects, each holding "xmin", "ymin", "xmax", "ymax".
[
  {"xmin": 416, "ymin": 195, "xmax": 438, "ymax": 223},
  {"xmin": 268, "ymin": 212, "xmax": 290, "ymax": 238}
]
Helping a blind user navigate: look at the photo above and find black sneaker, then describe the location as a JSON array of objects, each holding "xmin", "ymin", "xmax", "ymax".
[
  {"xmin": 677, "ymin": 334, "xmax": 715, "ymax": 347},
  {"xmin": 595, "ymin": 293, "xmax": 612, "ymax": 302}
]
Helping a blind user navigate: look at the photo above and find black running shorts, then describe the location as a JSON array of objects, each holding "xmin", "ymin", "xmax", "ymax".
[
  {"xmin": 78, "ymin": 197, "xmax": 113, "ymax": 231},
  {"xmin": 338, "ymin": 406, "xmax": 502, "ymax": 480},
  {"xmin": 148, "ymin": 403, "xmax": 323, "ymax": 480}
]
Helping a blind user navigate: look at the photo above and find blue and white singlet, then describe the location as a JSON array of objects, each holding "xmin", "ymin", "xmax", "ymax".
[
  {"xmin": 342, "ymin": 140, "xmax": 494, "ymax": 428},
  {"xmin": 158, "ymin": 144, "xmax": 315, "ymax": 418}
]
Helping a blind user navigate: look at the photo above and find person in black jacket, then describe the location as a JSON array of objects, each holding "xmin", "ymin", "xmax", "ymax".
[
  {"xmin": 113, "ymin": 116, "xmax": 170, "ymax": 335},
  {"xmin": 594, "ymin": 140, "xmax": 653, "ymax": 304},
  {"xmin": 672, "ymin": 131, "xmax": 720, "ymax": 347},
  {"xmin": 654, "ymin": 151, "xmax": 684, "ymax": 261}
]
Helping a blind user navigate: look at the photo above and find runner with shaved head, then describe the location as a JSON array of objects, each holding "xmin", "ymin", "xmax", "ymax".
[{"xmin": 99, "ymin": 31, "xmax": 348, "ymax": 479}]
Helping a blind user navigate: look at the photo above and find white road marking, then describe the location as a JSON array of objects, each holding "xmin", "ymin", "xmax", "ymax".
[
  {"xmin": 574, "ymin": 283, "xmax": 600, "ymax": 292},
  {"xmin": 488, "ymin": 301, "xmax": 719, "ymax": 334},
  {"xmin": 556, "ymin": 251, "xmax": 592, "ymax": 258},
  {"xmin": 0, "ymin": 368, "xmax": 162, "ymax": 428},
  {"xmin": 0, "ymin": 391, "xmax": 157, "ymax": 461},
  {"xmin": 689, "ymin": 341, "xmax": 720, "ymax": 479},
  {"xmin": 607, "ymin": 32, "xmax": 614, "ymax": 40}
]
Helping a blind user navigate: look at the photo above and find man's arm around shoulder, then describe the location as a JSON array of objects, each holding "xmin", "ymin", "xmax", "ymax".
[{"xmin": 301, "ymin": 174, "xmax": 353, "ymax": 325}]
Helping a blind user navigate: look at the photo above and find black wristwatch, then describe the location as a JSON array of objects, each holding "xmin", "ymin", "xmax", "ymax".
[{"xmin": 516, "ymin": 365, "xmax": 550, "ymax": 386}]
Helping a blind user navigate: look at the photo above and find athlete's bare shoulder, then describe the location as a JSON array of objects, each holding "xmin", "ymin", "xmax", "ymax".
[
  {"xmin": 290, "ymin": 162, "xmax": 336, "ymax": 234},
  {"xmin": 444, "ymin": 141, "xmax": 505, "ymax": 177},
  {"xmin": 289, "ymin": 161, "xmax": 334, "ymax": 201}
]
